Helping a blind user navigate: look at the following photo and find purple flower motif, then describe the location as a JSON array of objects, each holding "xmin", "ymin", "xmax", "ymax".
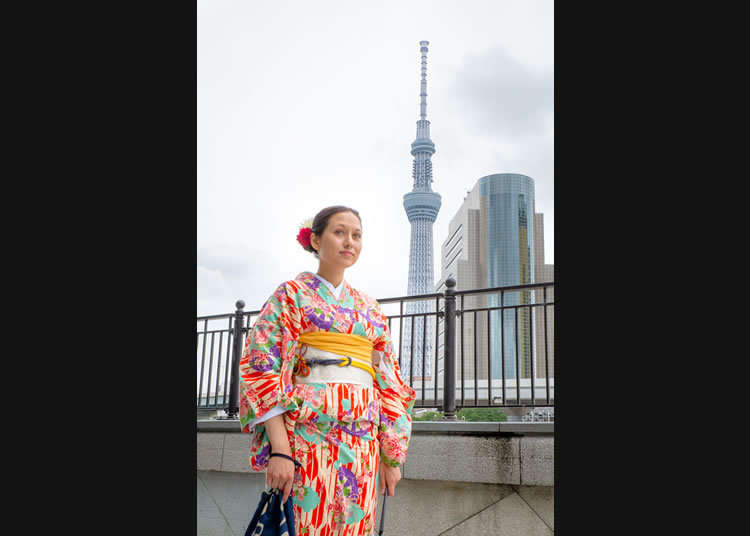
[
  {"xmin": 337, "ymin": 422, "xmax": 369, "ymax": 437},
  {"xmin": 307, "ymin": 277, "xmax": 321, "ymax": 291},
  {"xmin": 256, "ymin": 443, "xmax": 271, "ymax": 467},
  {"xmin": 304, "ymin": 306, "xmax": 333, "ymax": 330},
  {"xmin": 362, "ymin": 307, "xmax": 385, "ymax": 329},
  {"xmin": 379, "ymin": 412, "xmax": 394, "ymax": 429},
  {"xmin": 249, "ymin": 349, "xmax": 274, "ymax": 372},
  {"xmin": 269, "ymin": 345, "xmax": 281, "ymax": 358},
  {"xmin": 337, "ymin": 466, "xmax": 359, "ymax": 500},
  {"xmin": 336, "ymin": 306, "xmax": 358, "ymax": 323}
]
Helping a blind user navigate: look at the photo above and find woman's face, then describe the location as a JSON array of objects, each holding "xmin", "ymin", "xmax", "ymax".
[{"xmin": 310, "ymin": 211, "xmax": 362, "ymax": 270}]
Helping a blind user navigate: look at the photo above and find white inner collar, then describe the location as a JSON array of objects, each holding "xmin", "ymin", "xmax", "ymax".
[{"xmin": 314, "ymin": 273, "xmax": 345, "ymax": 300}]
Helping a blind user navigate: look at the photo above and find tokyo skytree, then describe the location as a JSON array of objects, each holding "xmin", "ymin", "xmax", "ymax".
[{"xmin": 401, "ymin": 41, "xmax": 441, "ymax": 381}]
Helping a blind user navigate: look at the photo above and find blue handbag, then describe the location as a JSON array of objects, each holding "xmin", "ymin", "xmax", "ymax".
[{"xmin": 243, "ymin": 488, "xmax": 296, "ymax": 536}]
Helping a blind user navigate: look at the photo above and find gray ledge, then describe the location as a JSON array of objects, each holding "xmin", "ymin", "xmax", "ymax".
[
  {"xmin": 198, "ymin": 419, "xmax": 244, "ymax": 432},
  {"xmin": 413, "ymin": 421, "xmax": 553, "ymax": 435},
  {"xmin": 196, "ymin": 418, "xmax": 552, "ymax": 435}
]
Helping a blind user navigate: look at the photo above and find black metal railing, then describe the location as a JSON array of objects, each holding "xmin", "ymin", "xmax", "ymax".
[
  {"xmin": 196, "ymin": 279, "xmax": 554, "ymax": 418},
  {"xmin": 447, "ymin": 280, "xmax": 555, "ymax": 412},
  {"xmin": 195, "ymin": 301, "xmax": 260, "ymax": 418}
]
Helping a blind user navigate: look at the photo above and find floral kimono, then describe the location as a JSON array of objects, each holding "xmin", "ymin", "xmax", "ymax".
[{"xmin": 239, "ymin": 271, "xmax": 416, "ymax": 536}]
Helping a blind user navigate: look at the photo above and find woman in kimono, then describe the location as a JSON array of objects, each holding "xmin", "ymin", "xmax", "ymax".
[{"xmin": 239, "ymin": 205, "xmax": 416, "ymax": 536}]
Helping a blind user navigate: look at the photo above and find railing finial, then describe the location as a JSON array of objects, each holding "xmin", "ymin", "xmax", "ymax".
[{"xmin": 235, "ymin": 300, "xmax": 245, "ymax": 311}]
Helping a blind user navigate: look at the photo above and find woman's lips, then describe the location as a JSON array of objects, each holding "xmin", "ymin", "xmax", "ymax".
[{"xmin": 340, "ymin": 251, "xmax": 354, "ymax": 257}]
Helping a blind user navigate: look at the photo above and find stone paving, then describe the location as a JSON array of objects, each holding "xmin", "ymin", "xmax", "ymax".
[
  {"xmin": 197, "ymin": 470, "xmax": 553, "ymax": 536},
  {"xmin": 198, "ymin": 471, "xmax": 266, "ymax": 536}
]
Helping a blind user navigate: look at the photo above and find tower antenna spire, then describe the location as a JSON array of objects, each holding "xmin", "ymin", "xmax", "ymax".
[{"xmin": 419, "ymin": 40, "xmax": 429, "ymax": 120}]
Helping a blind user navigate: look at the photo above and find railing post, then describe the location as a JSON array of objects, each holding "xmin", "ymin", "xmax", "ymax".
[
  {"xmin": 443, "ymin": 278, "xmax": 457, "ymax": 420},
  {"xmin": 225, "ymin": 299, "xmax": 245, "ymax": 419}
]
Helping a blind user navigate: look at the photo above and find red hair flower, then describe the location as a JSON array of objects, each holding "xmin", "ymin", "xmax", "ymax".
[
  {"xmin": 296, "ymin": 218, "xmax": 314, "ymax": 249},
  {"xmin": 296, "ymin": 227, "xmax": 312, "ymax": 248}
]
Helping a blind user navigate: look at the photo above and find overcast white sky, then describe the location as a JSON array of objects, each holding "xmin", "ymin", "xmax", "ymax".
[{"xmin": 198, "ymin": 0, "xmax": 554, "ymax": 316}]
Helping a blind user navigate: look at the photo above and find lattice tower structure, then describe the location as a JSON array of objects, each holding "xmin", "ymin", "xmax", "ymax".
[{"xmin": 401, "ymin": 41, "xmax": 441, "ymax": 383}]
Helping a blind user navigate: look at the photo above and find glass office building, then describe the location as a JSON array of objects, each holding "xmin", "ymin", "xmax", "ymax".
[{"xmin": 480, "ymin": 174, "xmax": 536, "ymax": 380}]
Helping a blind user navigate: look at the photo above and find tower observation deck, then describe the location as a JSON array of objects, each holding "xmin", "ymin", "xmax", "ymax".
[{"xmin": 401, "ymin": 41, "xmax": 441, "ymax": 381}]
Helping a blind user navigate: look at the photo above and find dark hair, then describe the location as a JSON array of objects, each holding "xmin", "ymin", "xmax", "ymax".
[{"xmin": 303, "ymin": 205, "xmax": 362, "ymax": 256}]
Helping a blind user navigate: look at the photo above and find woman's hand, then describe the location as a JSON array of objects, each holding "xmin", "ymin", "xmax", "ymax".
[
  {"xmin": 266, "ymin": 455, "xmax": 296, "ymax": 504},
  {"xmin": 378, "ymin": 463, "xmax": 401, "ymax": 496},
  {"xmin": 264, "ymin": 413, "xmax": 295, "ymax": 503}
]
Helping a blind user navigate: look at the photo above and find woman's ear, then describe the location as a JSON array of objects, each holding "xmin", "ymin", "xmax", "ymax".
[{"xmin": 310, "ymin": 232, "xmax": 320, "ymax": 252}]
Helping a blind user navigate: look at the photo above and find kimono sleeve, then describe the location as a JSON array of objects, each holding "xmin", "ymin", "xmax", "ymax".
[
  {"xmin": 371, "ymin": 302, "xmax": 417, "ymax": 468},
  {"xmin": 238, "ymin": 282, "xmax": 302, "ymax": 468}
]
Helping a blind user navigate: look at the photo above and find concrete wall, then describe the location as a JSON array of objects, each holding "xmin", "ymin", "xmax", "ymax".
[{"xmin": 197, "ymin": 421, "xmax": 553, "ymax": 535}]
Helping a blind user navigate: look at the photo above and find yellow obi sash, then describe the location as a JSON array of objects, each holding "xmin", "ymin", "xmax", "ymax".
[{"xmin": 297, "ymin": 331, "xmax": 375, "ymax": 380}]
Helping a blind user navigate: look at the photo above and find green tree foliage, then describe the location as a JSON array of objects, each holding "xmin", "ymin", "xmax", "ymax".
[{"xmin": 412, "ymin": 408, "xmax": 508, "ymax": 422}]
